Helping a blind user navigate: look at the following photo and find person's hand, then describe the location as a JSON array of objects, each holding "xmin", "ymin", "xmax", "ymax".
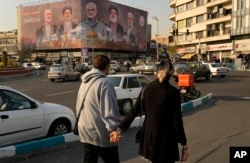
[
  {"xmin": 181, "ymin": 146, "xmax": 188, "ymax": 162},
  {"xmin": 110, "ymin": 130, "xmax": 123, "ymax": 143}
]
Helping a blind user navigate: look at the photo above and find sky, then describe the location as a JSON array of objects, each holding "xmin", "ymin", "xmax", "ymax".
[{"xmin": 0, "ymin": 0, "xmax": 172, "ymax": 35}]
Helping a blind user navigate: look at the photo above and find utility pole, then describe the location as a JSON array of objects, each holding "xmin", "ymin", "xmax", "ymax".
[{"xmin": 152, "ymin": 16, "xmax": 159, "ymax": 60}]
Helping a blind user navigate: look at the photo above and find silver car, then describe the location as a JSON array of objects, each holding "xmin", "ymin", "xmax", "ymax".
[
  {"xmin": 48, "ymin": 66, "xmax": 81, "ymax": 82},
  {"xmin": 138, "ymin": 63, "xmax": 159, "ymax": 75}
]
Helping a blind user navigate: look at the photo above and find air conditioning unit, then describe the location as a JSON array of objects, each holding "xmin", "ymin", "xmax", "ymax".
[
  {"xmin": 213, "ymin": 6, "xmax": 218, "ymax": 13},
  {"xmin": 219, "ymin": 8, "xmax": 225, "ymax": 15}
]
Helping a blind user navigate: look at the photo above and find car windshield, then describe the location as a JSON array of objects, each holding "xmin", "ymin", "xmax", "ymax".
[
  {"xmin": 174, "ymin": 63, "xmax": 188, "ymax": 69},
  {"xmin": 50, "ymin": 67, "xmax": 64, "ymax": 71},
  {"xmin": 107, "ymin": 76, "xmax": 122, "ymax": 87},
  {"xmin": 211, "ymin": 63, "xmax": 222, "ymax": 67}
]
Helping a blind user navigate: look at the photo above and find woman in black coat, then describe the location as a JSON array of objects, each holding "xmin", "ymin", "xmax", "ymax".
[{"xmin": 118, "ymin": 61, "xmax": 188, "ymax": 163}]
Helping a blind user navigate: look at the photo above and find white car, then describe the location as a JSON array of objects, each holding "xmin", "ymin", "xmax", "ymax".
[
  {"xmin": 110, "ymin": 60, "xmax": 121, "ymax": 72},
  {"xmin": 23, "ymin": 63, "xmax": 35, "ymax": 70},
  {"xmin": 48, "ymin": 66, "xmax": 81, "ymax": 82},
  {"xmin": 107, "ymin": 74, "xmax": 152, "ymax": 114},
  {"xmin": 33, "ymin": 62, "xmax": 46, "ymax": 70},
  {"xmin": 129, "ymin": 63, "xmax": 145, "ymax": 73},
  {"xmin": 203, "ymin": 63, "xmax": 229, "ymax": 78},
  {"xmin": 0, "ymin": 85, "xmax": 76, "ymax": 147}
]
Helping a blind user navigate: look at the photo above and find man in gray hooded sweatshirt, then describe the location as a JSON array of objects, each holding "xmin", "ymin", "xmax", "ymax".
[{"xmin": 76, "ymin": 55, "xmax": 122, "ymax": 163}]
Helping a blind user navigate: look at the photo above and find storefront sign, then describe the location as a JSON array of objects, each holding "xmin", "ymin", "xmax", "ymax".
[
  {"xmin": 207, "ymin": 43, "xmax": 232, "ymax": 51},
  {"xmin": 235, "ymin": 39, "xmax": 250, "ymax": 51}
]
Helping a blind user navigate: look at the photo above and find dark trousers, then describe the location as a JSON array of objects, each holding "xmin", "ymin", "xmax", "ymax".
[{"xmin": 83, "ymin": 143, "xmax": 120, "ymax": 163}]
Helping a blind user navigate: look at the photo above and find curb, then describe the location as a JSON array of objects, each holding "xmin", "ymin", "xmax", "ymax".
[{"xmin": 0, "ymin": 93, "xmax": 212, "ymax": 159}]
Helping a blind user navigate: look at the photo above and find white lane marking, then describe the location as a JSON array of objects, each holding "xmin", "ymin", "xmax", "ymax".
[
  {"xmin": 1, "ymin": 84, "xmax": 18, "ymax": 87},
  {"xmin": 241, "ymin": 97, "xmax": 250, "ymax": 99},
  {"xmin": 46, "ymin": 90, "xmax": 74, "ymax": 97}
]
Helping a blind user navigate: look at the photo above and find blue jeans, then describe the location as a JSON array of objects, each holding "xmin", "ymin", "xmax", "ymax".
[{"xmin": 83, "ymin": 143, "xmax": 120, "ymax": 163}]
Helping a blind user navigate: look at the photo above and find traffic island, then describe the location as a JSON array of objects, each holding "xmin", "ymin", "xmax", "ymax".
[{"xmin": 0, "ymin": 67, "xmax": 33, "ymax": 81}]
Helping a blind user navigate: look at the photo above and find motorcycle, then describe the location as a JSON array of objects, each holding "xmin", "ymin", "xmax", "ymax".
[
  {"xmin": 178, "ymin": 74, "xmax": 201, "ymax": 102},
  {"xmin": 180, "ymin": 85, "xmax": 201, "ymax": 102}
]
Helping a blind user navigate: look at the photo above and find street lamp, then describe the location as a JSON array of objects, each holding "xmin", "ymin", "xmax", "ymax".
[
  {"xmin": 152, "ymin": 16, "xmax": 159, "ymax": 36},
  {"xmin": 152, "ymin": 16, "xmax": 159, "ymax": 60}
]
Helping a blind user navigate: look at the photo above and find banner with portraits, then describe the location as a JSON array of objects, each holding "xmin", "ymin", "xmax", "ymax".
[{"xmin": 19, "ymin": 0, "xmax": 148, "ymax": 52}]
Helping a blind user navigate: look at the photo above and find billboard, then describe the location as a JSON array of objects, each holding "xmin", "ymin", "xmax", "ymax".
[{"xmin": 19, "ymin": 0, "xmax": 148, "ymax": 52}]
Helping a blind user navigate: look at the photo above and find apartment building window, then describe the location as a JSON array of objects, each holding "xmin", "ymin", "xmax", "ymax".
[
  {"xmin": 207, "ymin": 24, "xmax": 220, "ymax": 37},
  {"xmin": 236, "ymin": 16, "xmax": 244, "ymax": 28},
  {"xmin": 187, "ymin": 1, "xmax": 193, "ymax": 10},
  {"xmin": 196, "ymin": 15, "xmax": 204, "ymax": 23},
  {"xmin": 237, "ymin": 0, "xmax": 245, "ymax": 10},
  {"xmin": 196, "ymin": 31, "xmax": 203, "ymax": 39},
  {"xmin": 177, "ymin": 5, "xmax": 185, "ymax": 13},
  {"xmin": 186, "ymin": 18, "xmax": 193, "ymax": 27},
  {"xmin": 197, "ymin": 0, "xmax": 203, "ymax": 7},
  {"xmin": 177, "ymin": 20, "xmax": 185, "ymax": 29}
]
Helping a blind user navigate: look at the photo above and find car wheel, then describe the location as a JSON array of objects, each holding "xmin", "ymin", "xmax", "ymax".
[
  {"xmin": 210, "ymin": 73, "xmax": 213, "ymax": 78},
  {"xmin": 47, "ymin": 119, "xmax": 71, "ymax": 137},
  {"xmin": 63, "ymin": 76, "xmax": 68, "ymax": 82},
  {"xmin": 205, "ymin": 73, "xmax": 210, "ymax": 80},
  {"xmin": 193, "ymin": 88, "xmax": 201, "ymax": 98},
  {"xmin": 220, "ymin": 75, "xmax": 225, "ymax": 78},
  {"xmin": 122, "ymin": 100, "xmax": 133, "ymax": 115},
  {"xmin": 50, "ymin": 79, "xmax": 55, "ymax": 82}
]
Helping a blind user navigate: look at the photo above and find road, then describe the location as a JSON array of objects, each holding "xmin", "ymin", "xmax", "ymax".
[{"xmin": 1, "ymin": 69, "xmax": 250, "ymax": 163}]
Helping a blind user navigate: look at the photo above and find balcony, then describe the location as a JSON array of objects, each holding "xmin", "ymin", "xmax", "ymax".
[
  {"xmin": 206, "ymin": 15, "xmax": 231, "ymax": 25},
  {"xmin": 206, "ymin": 0, "xmax": 232, "ymax": 8},
  {"xmin": 169, "ymin": 0, "xmax": 176, "ymax": 8},
  {"xmin": 169, "ymin": 12, "xmax": 176, "ymax": 21},
  {"xmin": 204, "ymin": 34, "xmax": 231, "ymax": 42}
]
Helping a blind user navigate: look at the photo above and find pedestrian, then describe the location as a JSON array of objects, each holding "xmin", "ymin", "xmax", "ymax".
[
  {"xmin": 118, "ymin": 61, "xmax": 188, "ymax": 163},
  {"xmin": 76, "ymin": 55, "xmax": 122, "ymax": 163}
]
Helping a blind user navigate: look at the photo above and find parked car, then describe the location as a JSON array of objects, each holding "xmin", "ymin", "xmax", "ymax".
[
  {"xmin": 48, "ymin": 66, "xmax": 81, "ymax": 82},
  {"xmin": 0, "ymin": 85, "xmax": 76, "ymax": 147},
  {"xmin": 173, "ymin": 62, "xmax": 211, "ymax": 81},
  {"xmin": 110, "ymin": 60, "xmax": 121, "ymax": 72},
  {"xmin": 33, "ymin": 62, "xmax": 46, "ymax": 70},
  {"xmin": 129, "ymin": 63, "xmax": 145, "ymax": 73},
  {"xmin": 202, "ymin": 62, "xmax": 229, "ymax": 78},
  {"xmin": 138, "ymin": 63, "xmax": 159, "ymax": 75},
  {"xmin": 107, "ymin": 74, "xmax": 152, "ymax": 114},
  {"xmin": 23, "ymin": 63, "xmax": 35, "ymax": 70}
]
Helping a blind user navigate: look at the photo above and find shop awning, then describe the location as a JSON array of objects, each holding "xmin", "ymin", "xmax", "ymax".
[{"xmin": 181, "ymin": 53, "xmax": 197, "ymax": 59}]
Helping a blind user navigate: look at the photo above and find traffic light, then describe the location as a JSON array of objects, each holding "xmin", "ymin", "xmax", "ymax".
[{"xmin": 186, "ymin": 29, "xmax": 189, "ymax": 35}]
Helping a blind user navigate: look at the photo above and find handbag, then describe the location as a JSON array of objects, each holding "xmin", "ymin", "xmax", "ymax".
[
  {"xmin": 135, "ymin": 85, "xmax": 147, "ymax": 143},
  {"xmin": 74, "ymin": 76, "xmax": 103, "ymax": 135}
]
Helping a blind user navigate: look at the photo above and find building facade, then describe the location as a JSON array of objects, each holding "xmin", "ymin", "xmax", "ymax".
[
  {"xmin": 169, "ymin": 0, "xmax": 233, "ymax": 63},
  {"xmin": 169, "ymin": 0, "xmax": 250, "ymax": 70},
  {"xmin": 0, "ymin": 30, "xmax": 18, "ymax": 58}
]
